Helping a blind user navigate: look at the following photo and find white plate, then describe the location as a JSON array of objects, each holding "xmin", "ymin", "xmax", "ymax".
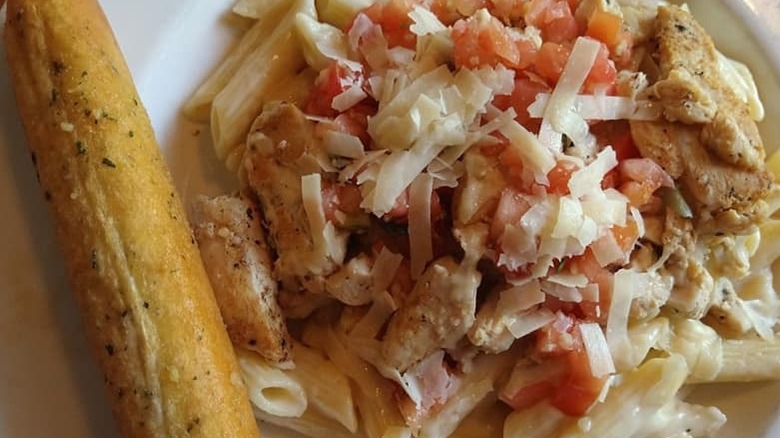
[{"xmin": 1, "ymin": 1, "xmax": 780, "ymax": 436}]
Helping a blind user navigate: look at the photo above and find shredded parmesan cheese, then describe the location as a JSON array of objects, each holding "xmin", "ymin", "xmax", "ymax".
[{"xmin": 408, "ymin": 173, "xmax": 434, "ymax": 278}]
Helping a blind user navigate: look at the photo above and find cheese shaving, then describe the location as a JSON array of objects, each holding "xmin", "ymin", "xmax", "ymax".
[
  {"xmin": 508, "ymin": 307, "xmax": 557, "ymax": 339},
  {"xmin": 568, "ymin": 147, "xmax": 617, "ymax": 199},
  {"xmin": 497, "ymin": 281, "xmax": 545, "ymax": 314},
  {"xmin": 301, "ymin": 173, "xmax": 328, "ymax": 247},
  {"xmin": 528, "ymin": 93, "xmax": 661, "ymax": 121},
  {"xmin": 606, "ymin": 268, "xmax": 636, "ymax": 371},
  {"xmin": 323, "ymin": 129, "xmax": 366, "ymax": 158},
  {"xmin": 332, "ymin": 85, "xmax": 368, "ymax": 112},
  {"xmin": 409, "ymin": 173, "xmax": 434, "ymax": 278},
  {"xmin": 579, "ymin": 322, "xmax": 616, "ymax": 378},
  {"xmin": 409, "ymin": 6, "xmax": 447, "ymax": 36},
  {"xmin": 372, "ymin": 246, "xmax": 404, "ymax": 295},
  {"xmin": 539, "ymin": 37, "xmax": 602, "ymax": 151}
]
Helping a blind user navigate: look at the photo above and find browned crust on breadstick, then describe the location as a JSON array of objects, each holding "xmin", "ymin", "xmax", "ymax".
[{"xmin": 3, "ymin": 0, "xmax": 260, "ymax": 436}]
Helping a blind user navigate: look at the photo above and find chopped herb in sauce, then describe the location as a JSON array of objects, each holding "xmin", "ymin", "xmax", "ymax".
[
  {"xmin": 102, "ymin": 157, "xmax": 116, "ymax": 168},
  {"xmin": 76, "ymin": 140, "xmax": 87, "ymax": 156}
]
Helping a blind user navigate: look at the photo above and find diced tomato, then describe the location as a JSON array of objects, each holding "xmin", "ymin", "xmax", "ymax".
[
  {"xmin": 332, "ymin": 101, "xmax": 376, "ymax": 147},
  {"xmin": 546, "ymin": 160, "xmax": 579, "ymax": 195},
  {"xmin": 569, "ymin": 249, "xmax": 612, "ymax": 322},
  {"xmin": 492, "ymin": 77, "xmax": 550, "ymax": 132},
  {"xmin": 619, "ymin": 180, "xmax": 655, "ymax": 208},
  {"xmin": 585, "ymin": 9, "xmax": 622, "ymax": 48},
  {"xmin": 550, "ymin": 349, "xmax": 608, "ymax": 416},
  {"xmin": 534, "ymin": 42, "xmax": 571, "ymax": 86},
  {"xmin": 618, "ymin": 158, "xmax": 674, "ymax": 208},
  {"xmin": 452, "ymin": 12, "xmax": 520, "ymax": 69},
  {"xmin": 585, "ymin": 9, "xmax": 633, "ymax": 68},
  {"xmin": 524, "ymin": 0, "xmax": 553, "ymax": 28},
  {"xmin": 488, "ymin": 0, "xmax": 526, "ymax": 23},
  {"xmin": 590, "ymin": 121, "xmax": 639, "ymax": 162},
  {"xmin": 525, "ymin": 0, "xmax": 578, "ymax": 43},
  {"xmin": 601, "ymin": 169, "xmax": 619, "ymax": 189},
  {"xmin": 514, "ymin": 39, "xmax": 539, "ymax": 71},
  {"xmin": 619, "ymin": 158, "xmax": 674, "ymax": 187},
  {"xmin": 582, "ymin": 42, "xmax": 617, "ymax": 94},
  {"xmin": 491, "ymin": 188, "xmax": 531, "ymax": 239},
  {"xmin": 304, "ymin": 61, "xmax": 365, "ymax": 117},
  {"xmin": 535, "ymin": 311, "xmax": 582, "ymax": 357},
  {"xmin": 501, "ymin": 380, "xmax": 556, "ymax": 410},
  {"xmin": 540, "ymin": 1, "xmax": 579, "ymax": 43},
  {"xmin": 360, "ymin": 0, "xmax": 417, "ymax": 49},
  {"xmin": 430, "ymin": 0, "xmax": 487, "ymax": 24},
  {"xmin": 383, "ymin": 187, "xmax": 443, "ymax": 224},
  {"xmin": 321, "ymin": 182, "xmax": 364, "ymax": 225},
  {"xmin": 610, "ymin": 130, "xmax": 640, "ymax": 161},
  {"xmin": 611, "ymin": 219, "xmax": 639, "ymax": 252}
]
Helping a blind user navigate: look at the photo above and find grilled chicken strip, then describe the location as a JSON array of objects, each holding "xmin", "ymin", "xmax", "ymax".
[
  {"xmin": 382, "ymin": 225, "xmax": 486, "ymax": 371},
  {"xmin": 382, "ymin": 256, "xmax": 481, "ymax": 371},
  {"xmin": 243, "ymin": 102, "xmax": 348, "ymax": 313},
  {"xmin": 630, "ymin": 5, "xmax": 773, "ymax": 234},
  {"xmin": 193, "ymin": 193, "xmax": 293, "ymax": 367}
]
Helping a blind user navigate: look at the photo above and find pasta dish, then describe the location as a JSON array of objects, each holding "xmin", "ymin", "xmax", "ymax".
[{"xmin": 184, "ymin": 0, "xmax": 780, "ymax": 436}]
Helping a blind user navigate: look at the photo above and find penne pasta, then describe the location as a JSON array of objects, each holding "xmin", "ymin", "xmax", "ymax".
[
  {"xmin": 558, "ymin": 355, "xmax": 688, "ymax": 438},
  {"xmin": 183, "ymin": 0, "xmax": 293, "ymax": 120},
  {"xmin": 503, "ymin": 401, "xmax": 571, "ymax": 438},
  {"xmin": 751, "ymin": 219, "xmax": 780, "ymax": 271},
  {"xmin": 419, "ymin": 351, "xmax": 514, "ymax": 438},
  {"xmin": 236, "ymin": 349, "xmax": 307, "ymax": 418},
  {"xmin": 303, "ymin": 324, "xmax": 406, "ymax": 438},
  {"xmin": 633, "ymin": 399, "xmax": 726, "ymax": 438},
  {"xmin": 210, "ymin": 0, "xmax": 315, "ymax": 160},
  {"xmin": 711, "ymin": 339, "xmax": 780, "ymax": 382},
  {"xmin": 233, "ymin": 0, "xmax": 291, "ymax": 19},
  {"xmin": 289, "ymin": 342, "xmax": 359, "ymax": 433},
  {"xmin": 315, "ymin": 0, "xmax": 373, "ymax": 29},
  {"xmin": 450, "ymin": 395, "xmax": 510, "ymax": 438},
  {"xmin": 253, "ymin": 406, "xmax": 356, "ymax": 438}
]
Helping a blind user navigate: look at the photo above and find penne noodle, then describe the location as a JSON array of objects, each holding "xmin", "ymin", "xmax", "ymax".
[
  {"xmin": 633, "ymin": 399, "xmax": 725, "ymax": 438},
  {"xmin": 558, "ymin": 355, "xmax": 688, "ymax": 438},
  {"xmin": 315, "ymin": 0, "xmax": 373, "ymax": 29},
  {"xmin": 254, "ymin": 406, "xmax": 356, "ymax": 438},
  {"xmin": 289, "ymin": 342, "xmax": 359, "ymax": 433},
  {"xmin": 237, "ymin": 349, "xmax": 308, "ymax": 418},
  {"xmin": 711, "ymin": 339, "xmax": 780, "ymax": 382},
  {"xmin": 419, "ymin": 352, "xmax": 514, "ymax": 438},
  {"xmin": 503, "ymin": 401, "xmax": 571, "ymax": 438},
  {"xmin": 233, "ymin": 0, "xmax": 291, "ymax": 19},
  {"xmin": 303, "ymin": 324, "xmax": 406, "ymax": 438},
  {"xmin": 183, "ymin": 0, "xmax": 294, "ymax": 120},
  {"xmin": 450, "ymin": 395, "xmax": 510, "ymax": 438},
  {"xmin": 210, "ymin": 0, "xmax": 315, "ymax": 162}
]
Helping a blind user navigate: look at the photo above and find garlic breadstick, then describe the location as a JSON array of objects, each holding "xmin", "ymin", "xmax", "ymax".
[{"xmin": 4, "ymin": 0, "xmax": 259, "ymax": 436}]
